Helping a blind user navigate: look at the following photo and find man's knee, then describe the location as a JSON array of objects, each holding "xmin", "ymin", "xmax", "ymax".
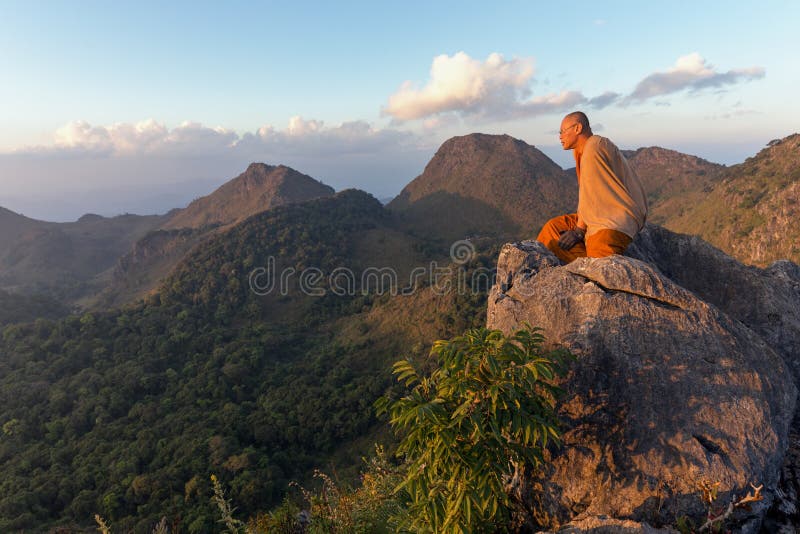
[
  {"xmin": 536, "ymin": 218, "xmax": 558, "ymax": 244},
  {"xmin": 536, "ymin": 214, "xmax": 576, "ymax": 243},
  {"xmin": 536, "ymin": 215, "xmax": 588, "ymax": 264},
  {"xmin": 585, "ymin": 229, "xmax": 632, "ymax": 257}
]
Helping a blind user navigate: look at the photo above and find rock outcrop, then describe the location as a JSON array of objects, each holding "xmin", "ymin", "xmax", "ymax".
[
  {"xmin": 487, "ymin": 240, "xmax": 797, "ymax": 531},
  {"xmin": 628, "ymin": 224, "xmax": 800, "ymax": 531}
]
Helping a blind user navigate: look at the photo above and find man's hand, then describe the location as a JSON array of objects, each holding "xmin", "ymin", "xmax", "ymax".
[{"xmin": 558, "ymin": 228, "xmax": 585, "ymax": 250}]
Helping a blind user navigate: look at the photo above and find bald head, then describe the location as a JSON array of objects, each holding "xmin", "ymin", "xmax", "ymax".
[
  {"xmin": 563, "ymin": 111, "xmax": 591, "ymax": 133},
  {"xmin": 559, "ymin": 111, "xmax": 593, "ymax": 151}
]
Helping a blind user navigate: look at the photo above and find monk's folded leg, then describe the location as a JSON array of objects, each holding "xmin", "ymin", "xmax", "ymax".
[
  {"xmin": 585, "ymin": 229, "xmax": 632, "ymax": 257},
  {"xmin": 536, "ymin": 214, "xmax": 587, "ymax": 263}
]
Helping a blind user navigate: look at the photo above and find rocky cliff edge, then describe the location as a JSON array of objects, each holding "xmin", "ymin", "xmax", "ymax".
[{"xmin": 487, "ymin": 228, "xmax": 799, "ymax": 532}]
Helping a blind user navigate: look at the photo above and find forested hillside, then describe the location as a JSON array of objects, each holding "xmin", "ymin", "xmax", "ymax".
[
  {"xmin": 0, "ymin": 190, "xmax": 493, "ymax": 532},
  {"xmin": 0, "ymin": 289, "xmax": 70, "ymax": 327}
]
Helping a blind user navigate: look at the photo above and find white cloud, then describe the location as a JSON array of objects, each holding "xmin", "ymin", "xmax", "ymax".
[
  {"xmin": 624, "ymin": 53, "xmax": 765, "ymax": 104},
  {"xmin": 54, "ymin": 120, "xmax": 114, "ymax": 153},
  {"xmin": 421, "ymin": 114, "xmax": 463, "ymax": 131},
  {"xmin": 382, "ymin": 51, "xmax": 631, "ymax": 122},
  {"xmin": 160, "ymin": 122, "xmax": 239, "ymax": 156},
  {"xmin": 286, "ymin": 116, "xmax": 324, "ymax": 136},
  {"xmin": 240, "ymin": 118, "xmax": 420, "ymax": 157},
  {"xmin": 384, "ymin": 51, "xmax": 535, "ymax": 120},
  {"xmin": 517, "ymin": 90, "xmax": 587, "ymax": 117}
]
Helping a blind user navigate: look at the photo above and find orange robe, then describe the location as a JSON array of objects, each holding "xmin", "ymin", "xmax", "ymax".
[{"xmin": 538, "ymin": 135, "xmax": 647, "ymax": 263}]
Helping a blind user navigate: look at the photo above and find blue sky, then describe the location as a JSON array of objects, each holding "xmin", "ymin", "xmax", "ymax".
[{"xmin": 1, "ymin": 1, "xmax": 798, "ymax": 220}]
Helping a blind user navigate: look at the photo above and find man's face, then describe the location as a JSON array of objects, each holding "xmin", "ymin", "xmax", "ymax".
[{"xmin": 559, "ymin": 120, "xmax": 579, "ymax": 150}]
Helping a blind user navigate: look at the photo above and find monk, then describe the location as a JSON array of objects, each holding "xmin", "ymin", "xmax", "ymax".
[{"xmin": 537, "ymin": 111, "xmax": 648, "ymax": 263}]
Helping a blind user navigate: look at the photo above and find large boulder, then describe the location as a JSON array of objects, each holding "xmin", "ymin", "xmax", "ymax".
[
  {"xmin": 626, "ymin": 224, "xmax": 800, "ymax": 531},
  {"xmin": 487, "ymin": 242, "xmax": 797, "ymax": 531}
]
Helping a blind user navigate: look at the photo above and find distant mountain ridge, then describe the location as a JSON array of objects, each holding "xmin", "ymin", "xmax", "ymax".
[
  {"xmin": 0, "ymin": 209, "xmax": 166, "ymax": 301},
  {"xmin": 0, "ymin": 206, "xmax": 50, "ymax": 250},
  {"xmin": 388, "ymin": 133, "xmax": 576, "ymax": 241},
  {"xmin": 0, "ymin": 163, "xmax": 335, "ymax": 307},
  {"xmin": 622, "ymin": 146, "xmax": 726, "ymax": 205},
  {"xmin": 658, "ymin": 133, "xmax": 800, "ymax": 265},
  {"xmin": 162, "ymin": 163, "xmax": 335, "ymax": 230}
]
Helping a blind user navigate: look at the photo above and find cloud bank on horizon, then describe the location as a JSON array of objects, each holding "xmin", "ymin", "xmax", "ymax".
[
  {"xmin": 23, "ymin": 116, "xmax": 418, "ymax": 159},
  {"xmin": 0, "ymin": 117, "xmax": 435, "ymax": 221}
]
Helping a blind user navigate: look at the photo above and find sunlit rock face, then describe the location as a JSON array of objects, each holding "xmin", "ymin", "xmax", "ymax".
[{"xmin": 487, "ymin": 239, "xmax": 797, "ymax": 531}]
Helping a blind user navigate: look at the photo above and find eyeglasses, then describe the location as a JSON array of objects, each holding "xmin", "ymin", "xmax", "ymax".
[{"xmin": 559, "ymin": 123, "xmax": 578, "ymax": 135}]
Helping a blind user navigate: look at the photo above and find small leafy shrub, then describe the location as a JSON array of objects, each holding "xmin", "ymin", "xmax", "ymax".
[
  {"xmin": 211, "ymin": 445, "xmax": 406, "ymax": 534},
  {"xmin": 211, "ymin": 474, "xmax": 248, "ymax": 533},
  {"xmin": 93, "ymin": 514, "xmax": 171, "ymax": 534},
  {"xmin": 376, "ymin": 325, "xmax": 572, "ymax": 533}
]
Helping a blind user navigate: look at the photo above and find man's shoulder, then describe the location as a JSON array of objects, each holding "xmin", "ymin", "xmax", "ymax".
[
  {"xmin": 586, "ymin": 135, "xmax": 622, "ymax": 156},
  {"xmin": 590, "ymin": 135, "xmax": 617, "ymax": 148}
]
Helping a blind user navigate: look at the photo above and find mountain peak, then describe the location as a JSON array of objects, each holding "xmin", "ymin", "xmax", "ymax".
[
  {"xmin": 431, "ymin": 133, "xmax": 554, "ymax": 171},
  {"xmin": 244, "ymin": 162, "xmax": 278, "ymax": 172},
  {"xmin": 623, "ymin": 145, "xmax": 723, "ymax": 169},
  {"xmin": 621, "ymin": 145, "xmax": 726, "ymax": 207},
  {"xmin": 439, "ymin": 132, "xmax": 520, "ymax": 148},
  {"xmin": 388, "ymin": 133, "xmax": 575, "ymax": 241},
  {"xmin": 650, "ymin": 132, "xmax": 800, "ymax": 266},
  {"xmin": 0, "ymin": 206, "xmax": 48, "ymax": 249},
  {"xmin": 77, "ymin": 213, "xmax": 105, "ymax": 223},
  {"xmin": 163, "ymin": 163, "xmax": 335, "ymax": 230}
]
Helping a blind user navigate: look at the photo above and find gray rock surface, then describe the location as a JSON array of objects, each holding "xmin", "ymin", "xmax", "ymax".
[
  {"xmin": 627, "ymin": 224, "xmax": 800, "ymax": 380},
  {"xmin": 487, "ymin": 242, "xmax": 797, "ymax": 530}
]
